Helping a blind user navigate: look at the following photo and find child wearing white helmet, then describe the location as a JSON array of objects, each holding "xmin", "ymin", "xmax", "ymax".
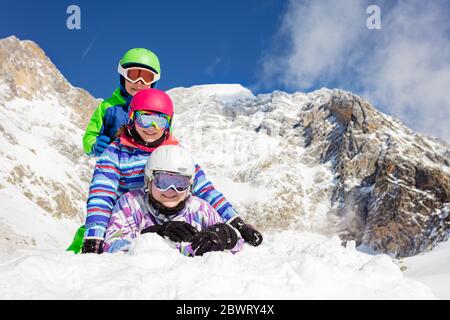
[
  {"xmin": 103, "ymin": 145, "xmax": 244, "ymax": 256},
  {"xmin": 75, "ymin": 88, "xmax": 262, "ymax": 255}
]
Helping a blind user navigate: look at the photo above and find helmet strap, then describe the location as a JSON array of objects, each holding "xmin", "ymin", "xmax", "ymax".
[
  {"xmin": 127, "ymin": 125, "xmax": 168, "ymax": 148},
  {"xmin": 119, "ymin": 76, "xmax": 133, "ymax": 101}
]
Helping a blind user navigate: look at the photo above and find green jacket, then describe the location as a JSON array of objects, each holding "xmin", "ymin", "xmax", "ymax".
[{"xmin": 82, "ymin": 88, "xmax": 126, "ymax": 155}]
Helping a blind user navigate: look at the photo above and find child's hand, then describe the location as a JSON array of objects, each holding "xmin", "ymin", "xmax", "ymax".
[
  {"xmin": 191, "ymin": 223, "xmax": 238, "ymax": 256},
  {"xmin": 93, "ymin": 135, "xmax": 111, "ymax": 156},
  {"xmin": 230, "ymin": 217, "xmax": 263, "ymax": 247},
  {"xmin": 141, "ymin": 221, "xmax": 198, "ymax": 243},
  {"xmin": 81, "ymin": 238, "xmax": 104, "ymax": 254}
]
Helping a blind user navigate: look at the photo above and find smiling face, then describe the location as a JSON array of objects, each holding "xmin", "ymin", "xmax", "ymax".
[
  {"xmin": 124, "ymin": 78, "xmax": 150, "ymax": 96},
  {"xmin": 134, "ymin": 123, "xmax": 165, "ymax": 143},
  {"xmin": 150, "ymin": 180, "xmax": 188, "ymax": 208}
]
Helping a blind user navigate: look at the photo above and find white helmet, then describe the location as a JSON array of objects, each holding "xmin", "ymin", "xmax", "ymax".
[{"xmin": 145, "ymin": 145, "xmax": 195, "ymax": 183}]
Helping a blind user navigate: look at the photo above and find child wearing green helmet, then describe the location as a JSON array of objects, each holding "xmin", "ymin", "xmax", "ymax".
[
  {"xmin": 82, "ymin": 48, "xmax": 161, "ymax": 157},
  {"xmin": 69, "ymin": 89, "xmax": 263, "ymax": 255}
]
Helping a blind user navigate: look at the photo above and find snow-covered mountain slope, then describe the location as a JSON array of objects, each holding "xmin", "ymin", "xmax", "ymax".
[
  {"xmin": 169, "ymin": 87, "xmax": 336, "ymax": 234},
  {"xmin": 175, "ymin": 83, "xmax": 255, "ymax": 104},
  {"xmin": 0, "ymin": 36, "xmax": 98, "ymax": 250},
  {"xmin": 1, "ymin": 36, "xmax": 449, "ymax": 299}
]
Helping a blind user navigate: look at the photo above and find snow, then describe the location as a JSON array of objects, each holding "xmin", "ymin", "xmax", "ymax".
[
  {"xmin": 170, "ymin": 84, "xmax": 255, "ymax": 104},
  {"xmin": 205, "ymin": 176, "xmax": 271, "ymax": 206},
  {"xmin": 0, "ymin": 187, "xmax": 78, "ymax": 250},
  {"xmin": 0, "ymin": 231, "xmax": 435, "ymax": 299},
  {"xmin": 0, "ymin": 86, "xmax": 93, "ymax": 251},
  {"xmin": 404, "ymin": 238, "xmax": 450, "ymax": 299}
]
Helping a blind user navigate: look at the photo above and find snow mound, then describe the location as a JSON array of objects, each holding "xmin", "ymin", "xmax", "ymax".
[{"xmin": 0, "ymin": 231, "xmax": 435, "ymax": 299}]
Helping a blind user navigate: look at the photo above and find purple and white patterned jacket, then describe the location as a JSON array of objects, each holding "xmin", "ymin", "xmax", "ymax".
[{"xmin": 103, "ymin": 189, "xmax": 244, "ymax": 256}]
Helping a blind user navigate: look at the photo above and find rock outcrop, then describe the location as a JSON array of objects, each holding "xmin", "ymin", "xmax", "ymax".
[
  {"xmin": 170, "ymin": 87, "xmax": 450, "ymax": 258},
  {"xmin": 0, "ymin": 36, "xmax": 97, "ymax": 229}
]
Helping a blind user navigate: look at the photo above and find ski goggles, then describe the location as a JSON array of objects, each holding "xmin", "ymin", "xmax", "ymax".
[
  {"xmin": 118, "ymin": 63, "xmax": 160, "ymax": 86},
  {"xmin": 153, "ymin": 171, "xmax": 192, "ymax": 193},
  {"xmin": 134, "ymin": 111, "xmax": 170, "ymax": 130}
]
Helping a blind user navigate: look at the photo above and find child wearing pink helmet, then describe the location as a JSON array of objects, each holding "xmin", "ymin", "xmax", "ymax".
[{"xmin": 77, "ymin": 88, "xmax": 263, "ymax": 254}]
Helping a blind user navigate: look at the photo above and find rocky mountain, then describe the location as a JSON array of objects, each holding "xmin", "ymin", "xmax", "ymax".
[
  {"xmin": 169, "ymin": 86, "xmax": 450, "ymax": 258},
  {"xmin": 0, "ymin": 36, "xmax": 98, "ymax": 249},
  {"xmin": 0, "ymin": 36, "xmax": 449, "ymax": 258}
]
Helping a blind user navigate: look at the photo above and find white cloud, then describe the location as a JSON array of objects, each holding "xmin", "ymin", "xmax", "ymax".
[
  {"xmin": 262, "ymin": 0, "xmax": 367, "ymax": 89},
  {"xmin": 361, "ymin": 1, "xmax": 450, "ymax": 142},
  {"xmin": 262, "ymin": 0, "xmax": 450, "ymax": 143}
]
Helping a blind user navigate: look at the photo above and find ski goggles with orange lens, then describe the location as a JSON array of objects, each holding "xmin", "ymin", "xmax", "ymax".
[
  {"xmin": 134, "ymin": 111, "xmax": 170, "ymax": 130},
  {"xmin": 153, "ymin": 171, "xmax": 192, "ymax": 193},
  {"xmin": 118, "ymin": 64, "xmax": 160, "ymax": 85}
]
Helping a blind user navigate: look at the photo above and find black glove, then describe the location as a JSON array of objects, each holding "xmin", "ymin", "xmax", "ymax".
[
  {"xmin": 191, "ymin": 223, "xmax": 239, "ymax": 256},
  {"xmin": 81, "ymin": 239, "xmax": 104, "ymax": 254},
  {"xmin": 141, "ymin": 221, "xmax": 198, "ymax": 243},
  {"xmin": 230, "ymin": 217, "xmax": 263, "ymax": 247}
]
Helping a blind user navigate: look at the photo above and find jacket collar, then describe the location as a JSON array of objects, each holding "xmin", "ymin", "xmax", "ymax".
[{"xmin": 119, "ymin": 131, "xmax": 179, "ymax": 153}]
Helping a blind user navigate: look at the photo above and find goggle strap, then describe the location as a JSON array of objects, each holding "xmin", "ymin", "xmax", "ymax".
[{"xmin": 154, "ymin": 184, "xmax": 189, "ymax": 194}]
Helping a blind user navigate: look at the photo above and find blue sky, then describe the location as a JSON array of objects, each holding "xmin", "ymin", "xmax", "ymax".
[
  {"xmin": 0, "ymin": 0, "xmax": 286, "ymax": 98},
  {"xmin": 1, "ymin": 0, "xmax": 450, "ymax": 142}
]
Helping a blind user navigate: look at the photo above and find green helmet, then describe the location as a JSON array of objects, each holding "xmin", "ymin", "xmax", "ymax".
[{"xmin": 119, "ymin": 48, "xmax": 161, "ymax": 74}]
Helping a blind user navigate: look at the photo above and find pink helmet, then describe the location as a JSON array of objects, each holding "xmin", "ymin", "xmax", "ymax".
[{"xmin": 128, "ymin": 88, "xmax": 174, "ymax": 119}]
